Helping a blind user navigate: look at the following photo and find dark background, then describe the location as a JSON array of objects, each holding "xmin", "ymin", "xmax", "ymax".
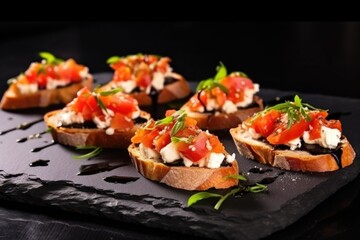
[{"xmin": 0, "ymin": 21, "xmax": 359, "ymax": 99}]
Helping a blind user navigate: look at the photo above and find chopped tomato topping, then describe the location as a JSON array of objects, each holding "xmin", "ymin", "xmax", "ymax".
[
  {"xmin": 56, "ymin": 59, "xmax": 84, "ymax": 81},
  {"xmin": 154, "ymin": 131, "xmax": 171, "ymax": 152},
  {"xmin": 267, "ymin": 119, "xmax": 309, "ymax": 145},
  {"xmin": 110, "ymin": 112, "xmax": 134, "ymax": 130},
  {"xmin": 100, "ymin": 94, "xmax": 137, "ymax": 117},
  {"xmin": 141, "ymin": 130, "xmax": 160, "ymax": 149},
  {"xmin": 113, "ymin": 66, "xmax": 132, "ymax": 82},
  {"xmin": 308, "ymin": 111, "xmax": 341, "ymax": 140},
  {"xmin": 252, "ymin": 110, "xmax": 282, "ymax": 137},
  {"xmin": 221, "ymin": 75, "xmax": 254, "ymax": 103},
  {"xmin": 176, "ymin": 132, "xmax": 209, "ymax": 162}
]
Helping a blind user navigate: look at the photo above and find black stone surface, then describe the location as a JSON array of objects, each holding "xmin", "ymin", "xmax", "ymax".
[{"xmin": 0, "ymin": 74, "xmax": 359, "ymax": 240}]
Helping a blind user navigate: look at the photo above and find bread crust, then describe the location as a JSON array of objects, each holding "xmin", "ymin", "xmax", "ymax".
[
  {"xmin": 0, "ymin": 76, "xmax": 93, "ymax": 110},
  {"xmin": 230, "ymin": 125, "xmax": 356, "ymax": 172},
  {"xmin": 44, "ymin": 110, "xmax": 150, "ymax": 148},
  {"xmin": 102, "ymin": 73, "xmax": 191, "ymax": 106},
  {"xmin": 128, "ymin": 143, "xmax": 239, "ymax": 190},
  {"xmin": 182, "ymin": 95, "xmax": 263, "ymax": 130}
]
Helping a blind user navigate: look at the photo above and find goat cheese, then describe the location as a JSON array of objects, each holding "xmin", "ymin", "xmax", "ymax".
[{"xmin": 303, "ymin": 126, "xmax": 341, "ymax": 149}]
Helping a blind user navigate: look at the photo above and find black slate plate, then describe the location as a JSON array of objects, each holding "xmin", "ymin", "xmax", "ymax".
[{"xmin": 0, "ymin": 73, "xmax": 359, "ymax": 240}]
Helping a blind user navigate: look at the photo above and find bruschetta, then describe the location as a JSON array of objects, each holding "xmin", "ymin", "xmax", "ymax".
[
  {"xmin": 230, "ymin": 95, "xmax": 356, "ymax": 172},
  {"xmin": 0, "ymin": 52, "xmax": 93, "ymax": 110},
  {"xmin": 181, "ymin": 63, "xmax": 263, "ymax": 130},
  {"xmin": 44, "ymin": 87, "xmax": 150, "ymax": 148},
  {"xmin": 101, "ymin": 54, "xmax": 191, "ymax": 106},
  {"xmin": 128, "ymin": 109, "xmax": 239, "ymax": 190}
]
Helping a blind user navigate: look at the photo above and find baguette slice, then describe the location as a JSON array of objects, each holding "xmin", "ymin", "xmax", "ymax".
[
  {"xmin": 183, "ymin": 95, "xmax": 263, "ymax": 130},
  {"xmin": 102, "ymin": 72, "xmax": 191, "ymax": 106},
  {"xmin": 1, "ymin": 76, "xmax": 93, "ymax": 110},
  {"xmin": 44, "ymin": 109, "xmax": 150, "ymax": 148},
  {"xmin": 128, "ymin": 143, "xmax": 239, "ymax": 191},
  {"xmin": 230, "ymin": 125, "xmax": 356, "ymax": 172}
]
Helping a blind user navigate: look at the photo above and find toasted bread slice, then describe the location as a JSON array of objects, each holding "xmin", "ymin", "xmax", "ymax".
[
  {"xmin": 1, "ymin": 76, "xmax": 93, "ymax": 110},
  {"xmin": 182, "ymin": 95, "xmax": 263, "ymax": 130},
  {"xmin": 128, "ymin": 143, "xmax": 239, "ymax": 190},
  {"xmin": 44, "ymin": 109, "xmax": 150, "ymax": 148},
  {"xmin": 230, "ymin": 125, "xmax": 356, "ymax": 172}
]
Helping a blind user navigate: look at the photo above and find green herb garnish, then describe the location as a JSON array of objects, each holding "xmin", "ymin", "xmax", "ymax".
[
  {"xmin": 106, "ymin": 56, "xmax": 122, "ymax": 64},
  {"xmin": 98, "ymin": 87, "xmax": 124, "ymax": 96},
  {"xmin": 252, "ymin": 95, "xmax": 325, "ymax": 128},
  {"xmin": 39, "ymin": 52, "xmax": 64, "ymax": 65},
  {"xmin": 196, "ymin": 62, "xmax": 229, "ymax": 93},
  {"xmin": 73, "ymin": 146, "xmax": 103, "ymax": 160},
  {"xmin": 187, "ymin": 173, "xmax": 267, "ymax": 210}
]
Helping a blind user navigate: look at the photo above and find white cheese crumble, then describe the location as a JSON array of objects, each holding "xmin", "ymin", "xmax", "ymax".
[
  {"xmin": 55, "ymin": 110, "xmax": 84, "ymax": 126},
  {"xmin": 286, "ymin": 137, "xmax": 301, "ymax": 150},
  {"xmin": 222, "ymin": 100, "xmax": 238, "ymax": 114},
  {"xmin": 117, "ymin": 79, "xmax": 137, "ymax": 93},
  {"xmin": 226, "ymin": 153, "xmax": 236, "ymax": 163},
  {"xmin": 46, "ymin": 78, "xmax": 71, "ymax": 90},
  {"xmin": 236, "ymin": 83, "xmax": 259, "ymax": 108},
  {"xmin": 151, "ymin": 72, "xmax": 165, "ymax": 91},
  {"xmin": 160, "ymin": 142, "xmax": 181, "ymax": 163},
  {"xmin": 17, "ymin": 83, "xmax": 38, "ymax": 94},
  {"xmin": 79, "ymin": 67, "xmax": 89, "ymax": 79},
  {"xmin": 207, "ymin": 153, "xmax": 225, "ymax": 169},
  {"xmin": 303, "ymin": 126, "xmax": 341, "ymax": 149},
  {"xmin": 139, "ymin": 143, "xmax": 160, "ymax": 159}
]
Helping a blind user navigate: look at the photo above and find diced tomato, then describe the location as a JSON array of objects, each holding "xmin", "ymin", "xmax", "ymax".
[
  {"xmin": 155, "ymin": 57, "xmax": 170, "ymax": 73},
  {"xmin": 56, "ymin": 59, "xmax": 84, "ymax": 81},
  {"xmin": 154, "ymin": 131, "xmax": 171, "ymax": 152},
  {"xmin": 110, "ymin": 113, "xmax": 134, "ymax": 130},
  {"xmin": 211, "ymin": 87, "xmax": 226, "ymax": 106},
  {"xmin": 176, "ymin": 132, "xmax": 209, "ymax": 162},
  {"xmin": 135, "ymin": 69, "xmax": 152, "ymax": 89},
  {"xmin": 113, "ymin": 66, "xmax": 132, "ymax": 82},
  {"xmin": 141, "ymin": 130, "xmax": 160, "ymax": 148},
  {"xmin": 221, "ymin": 75, "xmax": 254, "ymax": 91},
  {"xmin": 131, "ymin": 121, "xmax": 153, "ymax": 143},
  {"xmin": 25, "ymin": 63, "xmax": 41, "ymax": 84},
  {"xmin": 221, "ymin": 76, "xmax": 254, "ymax": 103},
  {"xmin": 69, "ymin": 87, "xmax": 101, "ymax": 120},
  {"xmin": 110, "ymin": 61, "xmax": 126, "ymax": 70},
  {"xmin": 146, "ymin": 55, "xmax": 159, "ymax": 65},
  {"xmin": 267, "ymin": 119, "xmax": 309, "ymax": 145},
  {"xmin": 100, "ymin": 94, "xmax": 137, "ymax": 117},
  {"xmin": 308, "ymin": 111, "xmax": 342, "ymax": 140},
  {"xmin": 208, "ymin": 135, "xmax": 225, "ymax": 153},
  {"xmin": 184, "ymin": 116, "xmax": 197, "ymax": 127},
  {"xmin": 252, "ymin": 110, "xmax": 282, "ymax": 137}
]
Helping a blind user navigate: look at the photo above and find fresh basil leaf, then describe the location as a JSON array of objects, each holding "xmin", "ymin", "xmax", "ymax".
[
  {"xmin": 214, "ymin": 187, "xmax": 240, "ymax": 210},
  {"xmin": 39, "ymin": 52, "xmax": 55, "ymax": 63},
  {"xmin": 99, "ymin": 87, "xmax": 124, "ymax": 96},
  {"xmin": 73, "ymin": 147, "xmax": 103, "ymax": 160},
  {"xmin": 39, "ymin": 52, "xmax": 63, "ymax": 65},
  {"xmin": 96, "ymin": 96, "xmax": 107, "ymax": 113},
  {"xmin": 226, "ymin": 174, "xmax": 247, "ymax": 181},
  {"xmin": 187, "ymin": 192, "xmax": 222, "ymax": 207},
  {"xmin": 248, "ymin": 183, "xmax": 267, "ymax": 193},
  {"xmin": 155, "ymin": 116, "xmax": 173, "ymax": 126},
  {"xmin": 214, "ymin": 62, "xmax": 227, "ymax": 82},
  {"xmin": 106, "ymin": 56, "xmax": 121, "ymax": 64},
  {"xmin": 75, "ymin": 145, "xmax": 98, "ymax": 150},
  {"xmin": 171, "ymin": 120, "xmax": 184, "ymax": 136}
]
